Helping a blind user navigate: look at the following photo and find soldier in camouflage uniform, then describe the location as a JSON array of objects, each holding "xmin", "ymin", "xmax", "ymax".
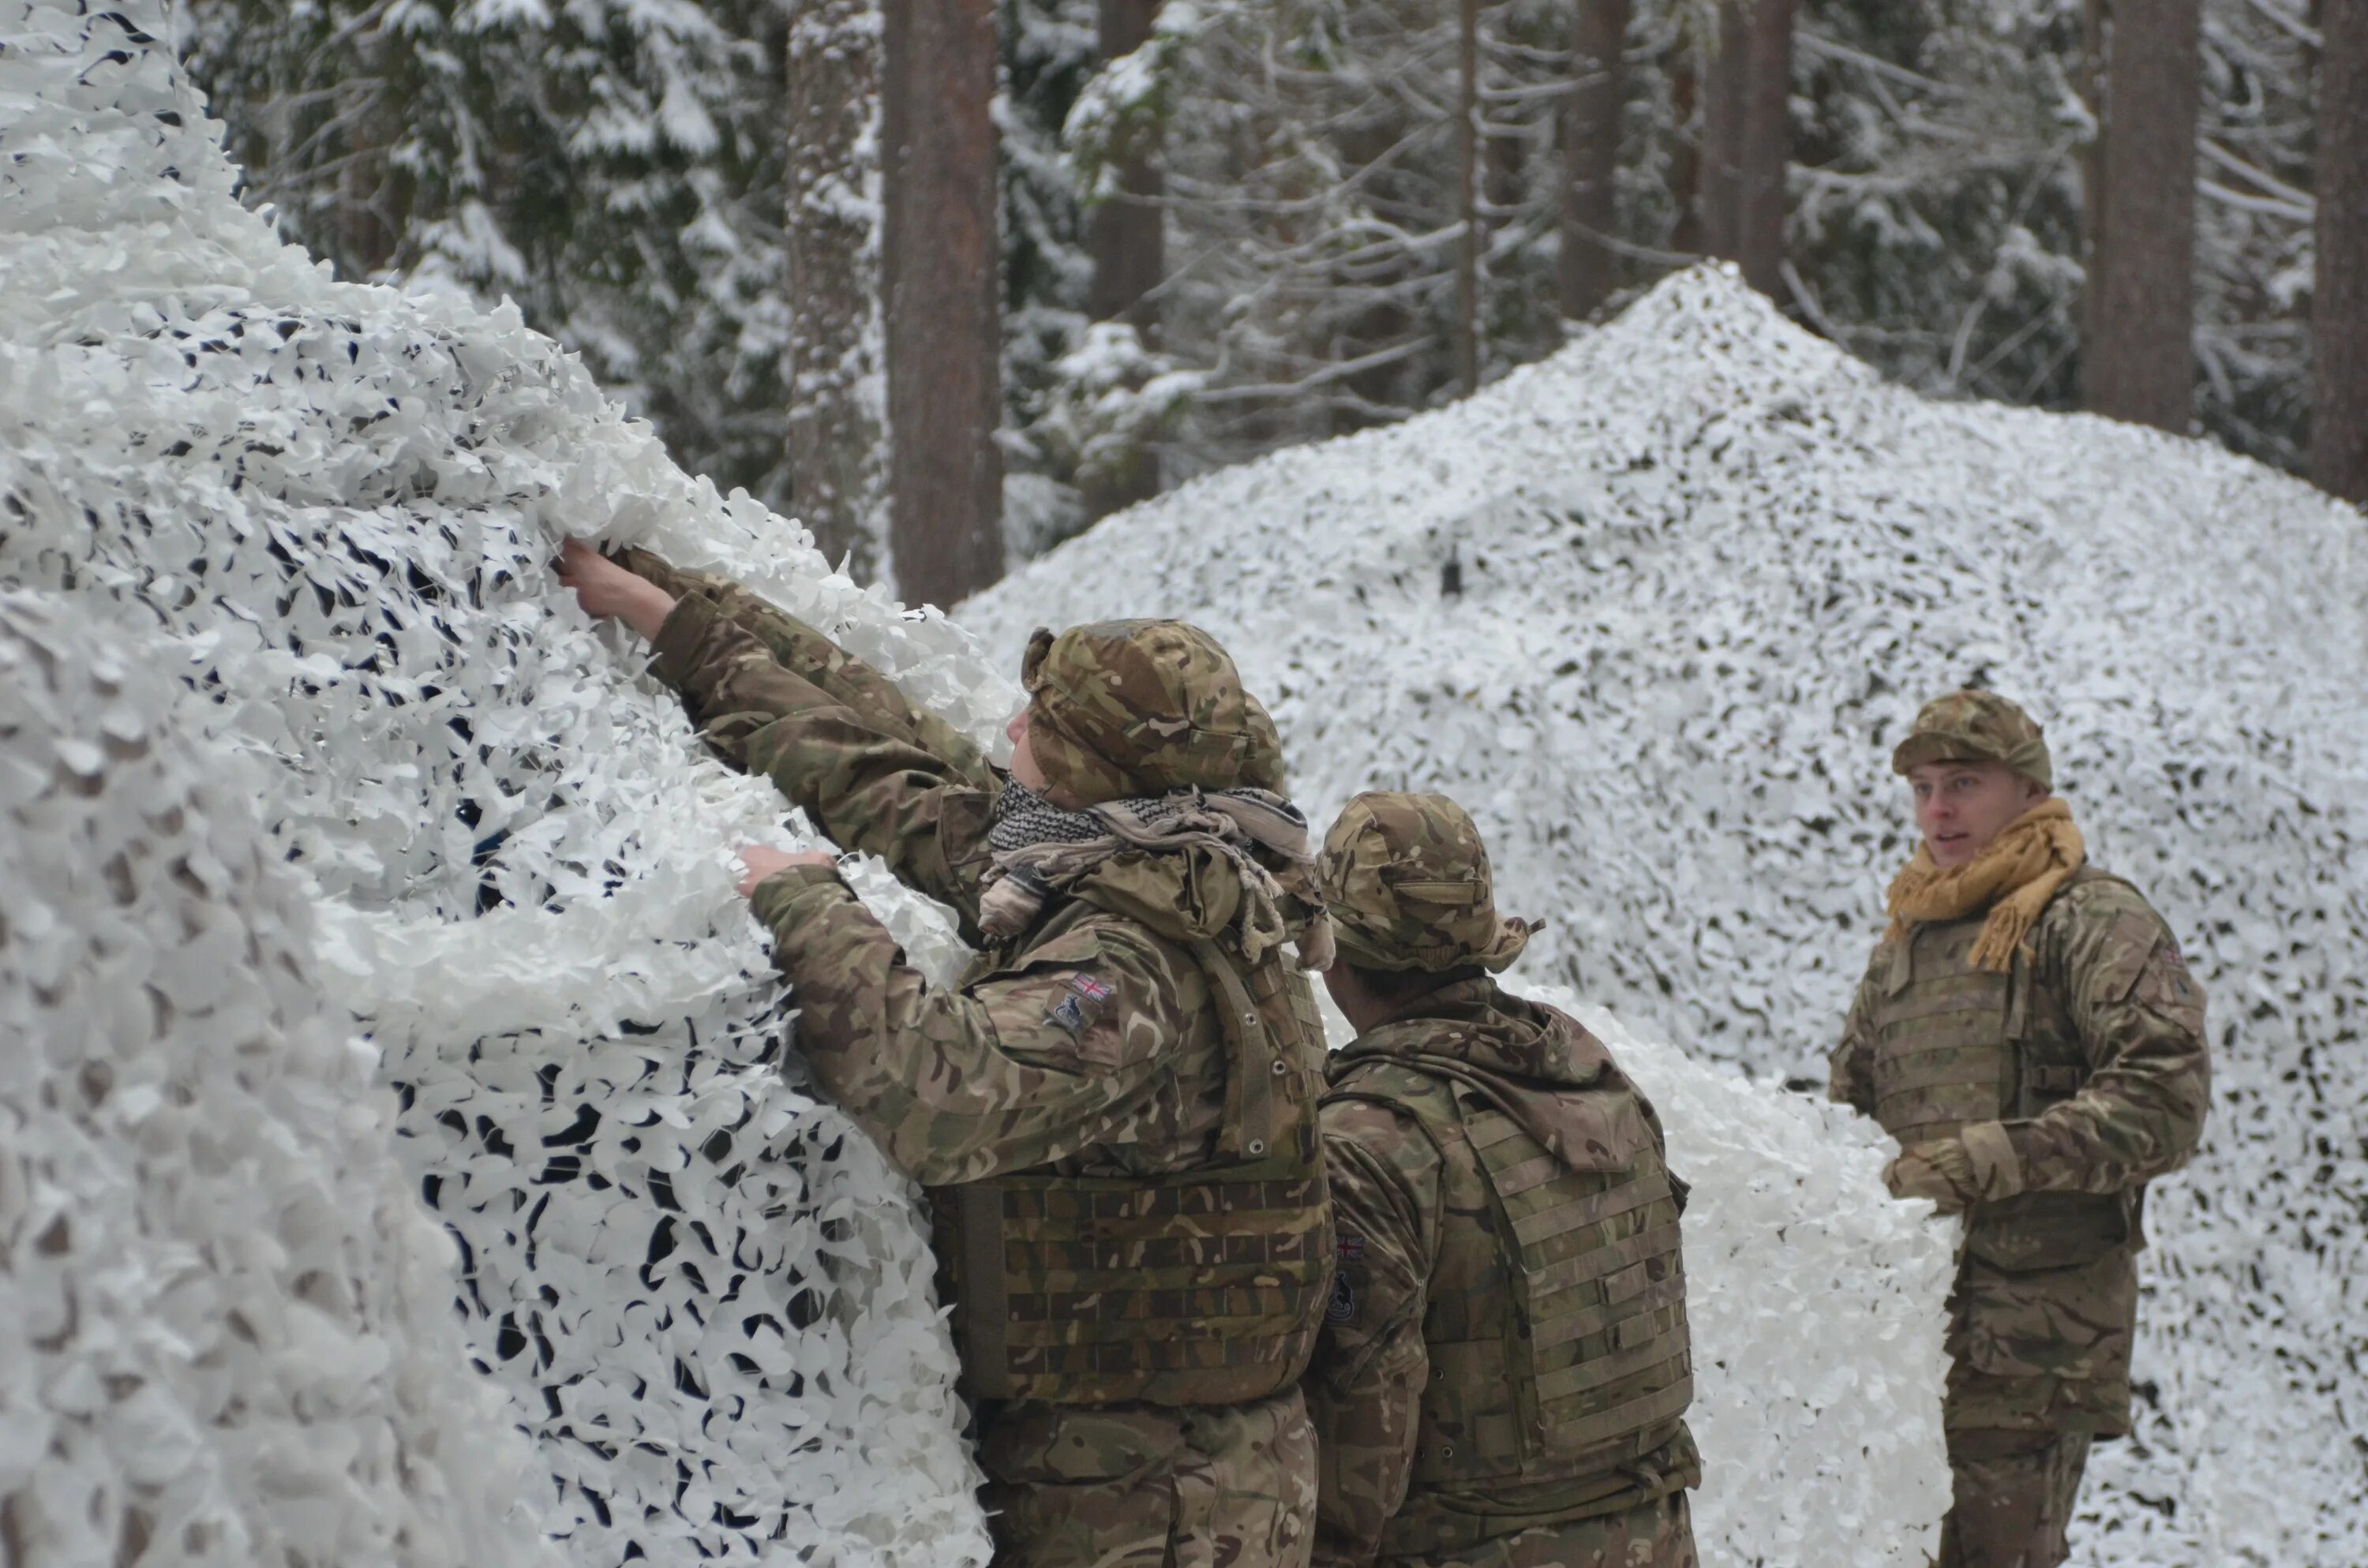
[
  {"xmin": 1306, "ymin": 792, "xmax": 1699, "ymax": 1568},
  {"xmin": 1830, "ymin": 690, "xmax": 2211, "ymax": 1568},
  {"xmin": 556, "ymin": 541, "xmax": 1336, "ymax": 1568}
]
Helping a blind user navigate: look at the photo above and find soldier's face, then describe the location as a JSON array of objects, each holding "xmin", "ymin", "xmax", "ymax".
[
  {"xmin": 1908, "ymin": 760, "xmax": 2044, "ymax": 867},
  {"xmin": 1006, "ymin": 707, "xmax": 1052, "ymax": 791}
]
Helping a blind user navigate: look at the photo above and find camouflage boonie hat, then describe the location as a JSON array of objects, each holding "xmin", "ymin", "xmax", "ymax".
[
  {"xmin": 1021, "ymin": 619, "xmax": 1286, "ymax": 805},
  {"xmin": 1317, "ymin": 791, "xmax": 1535, "ymax": 974},
  {"xmin": 1890, "ymin": 689, "xmax": 2053, "ymax": 791}
]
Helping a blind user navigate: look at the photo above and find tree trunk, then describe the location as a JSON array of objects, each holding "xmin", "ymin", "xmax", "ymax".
[
  {"xmin": 1561, "ymin": 0, "xmax": 1629, "ymax": 319},
  {"xmin": 2314, "ymin": 0, "xmax": 2368, "ymax": 501},
  {"xmin": 1735, "ymin": 0, "xmax": 1795, "ymax": 295},
  {"xmin": 882, "ymin": 0, "xmax": 1005, "ymax": 608},
  {"xmin": 1454, "ymin": 0, "xmax": 1482, "ymax": 396},
  {"xmin": 785, "ymin": 2, "xmax": 887, "ymax": 582},
  {"xmin": 1698, "ymin": 2, "xmax": 1748, "ymax": 264},
  {"xmin": 1088, "ymin": 0, "xmax": 1166, "ymax": 335},
  {"xmin": 2085, "ymin": 0, "xmax": 2199, "ymax": 432},
  {"xmin": 1669, "ymin": 46, "xmax": 1702, "ymax": 257},
  {"xmin": 1085, "ymin": 0, "xmax": 1166, "ymax": 519},
  {"xmin": 2078, "ymin": 0, "xmax": 2111, "ymax": 365}
]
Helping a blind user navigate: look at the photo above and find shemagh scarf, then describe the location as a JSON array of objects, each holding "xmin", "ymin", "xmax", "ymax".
[
  {"xmin": 1885, "ymin": 797, "xmax": 2086, "ymax": 972},
  {"xmin": 981, "ymin": 783, "xmax": 1336, "ymax": 970}
]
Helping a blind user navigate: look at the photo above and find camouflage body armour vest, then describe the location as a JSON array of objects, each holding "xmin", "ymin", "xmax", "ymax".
[
  {"xmin": 1328, "ymin": 1057, "xmax": 1694, "ymax": 1517},
  {"xmin": 1870, "ymin": 866, "xmax": 2141, "ymax": 1273},
  {"xmin": 931, "ymin": 898, "xmax": 1333, "ymax": 1407}
]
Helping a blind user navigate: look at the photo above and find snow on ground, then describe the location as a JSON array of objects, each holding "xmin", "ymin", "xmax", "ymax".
[{"xmin": 962, "ymin": 268, "xmax": 2368, "ymax": 1567}]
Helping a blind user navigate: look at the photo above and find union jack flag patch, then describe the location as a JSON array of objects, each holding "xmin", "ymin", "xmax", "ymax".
[{"xmin": 1067, "ymin": 975, "xmax": 1115, "ymax": 1005}]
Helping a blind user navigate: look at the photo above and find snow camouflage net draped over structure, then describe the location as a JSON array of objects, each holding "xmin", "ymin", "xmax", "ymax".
[
  {"xmin": 1, "ymin": 5, "xmax": 1001, "ymax": 1562},
  {"xmin": 962, "ymin": 268, "xmax": 2368, "ymax": 1567},
  {"xmin": 3, "ymin": 6, "xmax": 1961, "ymax": 1566},
  {"xmin": 0, "ymin": 589, "xmax": 561, "ymax": 1568}
]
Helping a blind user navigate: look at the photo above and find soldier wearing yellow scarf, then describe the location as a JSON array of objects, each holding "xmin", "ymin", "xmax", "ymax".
[{"xmin": 1830, "ymin": 690, "xmax": 2210, "ymax": 1568}]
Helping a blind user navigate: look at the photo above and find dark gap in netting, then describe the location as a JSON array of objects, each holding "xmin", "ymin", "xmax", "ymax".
[{"xmin": 474, "ymin": 1114, "xmax": 515, "ymax": 1161}]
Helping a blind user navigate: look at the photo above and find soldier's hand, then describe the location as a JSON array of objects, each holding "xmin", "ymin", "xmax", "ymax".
[
  {"xmin": 733, "ymin": 844, "xmax": 837, "ymax": 898},
  {"xmin": 556, "ymin": 537, "xmax": 676, "ymax": 641},
  {"xmin": 1883, "ymin": 1139, "xmax": 1979, "ymax": 1213}
]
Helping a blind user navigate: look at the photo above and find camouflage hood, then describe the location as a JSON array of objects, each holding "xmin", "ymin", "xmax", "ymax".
[{"xmin": 1330, "ymin": 978, "xmax": 1654, "ymax": 1168}]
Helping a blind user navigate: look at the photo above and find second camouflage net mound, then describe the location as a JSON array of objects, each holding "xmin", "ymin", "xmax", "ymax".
[
  {"xmin": 3, "ymin": 7, "xmax": 1950, "ymax": 1564},
  {"xmin": 962, "ymin": 266, "xmax": 2368, "ymax": 1567}
]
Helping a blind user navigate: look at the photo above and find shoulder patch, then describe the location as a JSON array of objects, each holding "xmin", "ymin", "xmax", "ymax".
[
  {"xmin": 1325, "ymin": 1270, "xmax": 1357, "ymax": 1324},
  {"xmin": 1043, "ymin": 971, "xmax": 1117, "ymax": 1038}
]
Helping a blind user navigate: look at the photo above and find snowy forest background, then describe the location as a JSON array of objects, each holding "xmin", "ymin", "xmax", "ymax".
[{"xmin": 178, "ymin": 0, "xmax": 2368, "ymax": 602}]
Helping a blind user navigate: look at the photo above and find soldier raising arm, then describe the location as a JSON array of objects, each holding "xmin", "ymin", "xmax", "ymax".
[
  {"xmin": 557, "ymin": 541, "xmax": 1336, "ymax": 1568},
  {"xmin": 1307, "ymin": 793, "xmax": 1699, "ymax": 1568},
  {"xmin": 1830, "ymin": 690, "xmax": 2209, "ymax": 1568}
]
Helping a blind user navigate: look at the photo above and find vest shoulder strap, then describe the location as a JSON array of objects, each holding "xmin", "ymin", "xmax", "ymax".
[{"xmin": 1321, "ymin": 1057, "xmax": 1466, "ymax": 1148}]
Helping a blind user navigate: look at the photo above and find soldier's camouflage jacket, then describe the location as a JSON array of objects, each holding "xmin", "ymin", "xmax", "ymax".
[
  {"xmin": 1309, "ymin": 979, "xmax": 1699, "ymax": 1568},
  {"xmin": 1829, "ymin": 866, "xmax": 2210, "ymax": 1435},
  {"xmin": 646, "ymin": 577, "xmax": 1280, "ymax": 1188},
  {"xmin": 637, "ymin": 575, "xmax": 1327, "ymax": 1564}
]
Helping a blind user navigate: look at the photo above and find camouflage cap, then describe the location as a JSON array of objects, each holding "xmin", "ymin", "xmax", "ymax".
[
  {"xmin": 1890, "ymin": 689, "xmax": 2053, "ymax": 791},
  {"xmin": 1317, "ymin": 791, "xmax": 1535, "ymax": 974},
  {"xmin": 1020, "ymin": 619, "xmax": 1286, "ymax": 805}
]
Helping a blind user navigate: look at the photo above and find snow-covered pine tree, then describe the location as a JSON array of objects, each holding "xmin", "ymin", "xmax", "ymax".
[
  {"xmin": 1066, "ymin": 0, "xmax": 1580, "ymax": 479},
  {"xmin": 1054, "ymin": 0, "xmax": 2323, "ymax": 488},
  {"xmin": 182, "ymin": 0, "xmax": 2334, "ymax": 559},
  {"xmin": 179, "ymin": 0, "xmax": 796, "ymax": 512}
]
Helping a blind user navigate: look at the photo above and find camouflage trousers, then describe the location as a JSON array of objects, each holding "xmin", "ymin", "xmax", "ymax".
[
  {"xmin": 977, "ymin": 1387, "xmax": 1317, "ymax": 1568},
  {"xmin": 1376, "ymin": 1492, "xmax": 1697, "ymax": 1568},
  {"xmin": 1937, "ymin": 1428, "xmax": 2093, "ymax": 1568}
]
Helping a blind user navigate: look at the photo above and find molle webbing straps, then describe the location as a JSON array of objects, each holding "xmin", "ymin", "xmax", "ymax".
[
  {"xmin": 1199, "ymin": 937, "xmax": 1277, "ymax": 1158},
  {"xmin": 1333, "ymin": 1061, "xmax": 1692, "ymax": 1489},
  {"xmin": 1874, "ymin": 866, "xmax": 2125, "ymax": 1147},
  {"xmin": 1466, "ymin": 1102, "xmax": 1692, "ymax": 1469},
  {"xmin": 935, "ymin": 940, "xmax": 1330, "ymax": 1407},
  {"xmin": 1870, "ymin": 916, "xmax": 2014, "ymax": 1147}
]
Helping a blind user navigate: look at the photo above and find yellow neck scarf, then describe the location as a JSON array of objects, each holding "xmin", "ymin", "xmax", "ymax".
[{"xmin": 1885, "ymin": 798, "xmax": 2085, "ymax": 972}]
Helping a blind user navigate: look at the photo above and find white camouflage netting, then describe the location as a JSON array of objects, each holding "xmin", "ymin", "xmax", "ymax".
[
  {"xmin": 962, "ymin": 268, "xmax": 2368, "ymax": 1567},
  {"xmin": 0, "ymin": 586, "xmax": 560, "ymax": 1568},
  {"xmin": 2, "ymin": 3, "xmax": 1004, "ymax": 1561}
]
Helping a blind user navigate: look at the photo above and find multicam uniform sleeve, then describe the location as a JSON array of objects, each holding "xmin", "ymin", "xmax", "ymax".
[
  {"xmin": 620, "ymin": 551, "xmax": 996, "ymax": 780},
  {"xmin": 650, "ymin": 590, "xmax": 1001, "ymax": 928},
  {"xmin": 1826, "ymin": 942, "xmax": 1887, "ymax": 1118},
  {"xmin": 1961, "ymin": 884, "xmax": 2212, "ymax": 1199},
  {"xmin": 1306, "ymin": 1099, "xmax": 1441, "ymax": 1568},
  {"xmin": 747, "ymin": 866, "xmax": 1198, "ymax": 1188}
]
